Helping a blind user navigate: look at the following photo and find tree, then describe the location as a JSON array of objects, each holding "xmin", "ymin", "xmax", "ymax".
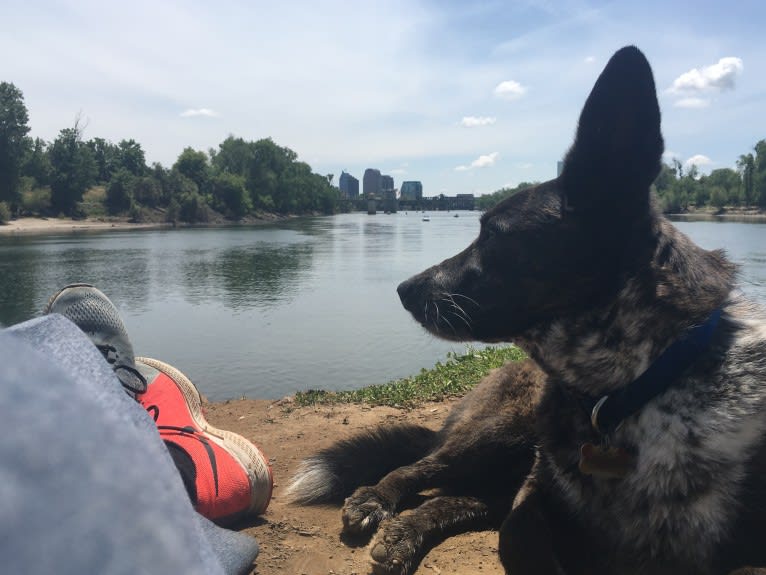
[
  {"xmin": 117, "ymin": 139, "xmax": 147, "ymax": 176},
  {"xmin": 705, "ymin": 168, "xmax": 740, "ymax": 206},
  {"xmin": 22, "ymin": 137, "xmax": 52, "ymax": 187},
  {"xmin": 754, "ymin": 140, "xmax": 766, "ymax": 207},
  {"xmin": 709, "ymin": 186, "xmax": 728, "ymax": 210},
  {"xmin": 86, "ymin": 137, "xmax": 119, "ymax": 183},
  {"xmin": 174, "ymin": 147, "xmax": 209, "ymax": 194},
  {"xmin": 211, "ymin": 172, "xmax": 251, "ymax": 218},
  {"xmin": 247, "ymin": 138, "xmax": 297, "ymax": 209},
  {"xmin": 106, "ymin": 168, "xmax": 135, "ymax": 214},
  {"xmin": 211, "ymin": 136, "xmax": 253, "ymax": 176},
  {"xmin": 653, "ymin": 163, "xmax": 676, "ymax": 195},
  {"xmin": 133, "ymin": 175, "xmax": 162, "ymax": 207},
  {"xmin": 737, "ymin": 153, "xmax": 755, "ymax": 206},
  {"xmin": 476, "ymin": 182, "xmax": 537, "ymax": 210},
  {"xmin": 0, "ymin": 82, "xmax": 31, "ymax": 208},
  {"xmin": 49, "ymin": 119, "xmax": 97, "ymax": 216}
]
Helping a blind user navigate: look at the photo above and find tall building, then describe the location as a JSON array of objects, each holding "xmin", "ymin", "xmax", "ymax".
[
  {"xmin": 363, "ymin": 168, "xmax": 381, "ymax": 197},
  {"xmin": 339, "ymin": 171, "xmax": 359, "ymax": 199},
  {"xmin": 381, "ymin": 174, "xmax": 394, "ymax": 193},
  {"xmin": 400, "ymin": 181, "xmax": 423, "ymax": 201}
]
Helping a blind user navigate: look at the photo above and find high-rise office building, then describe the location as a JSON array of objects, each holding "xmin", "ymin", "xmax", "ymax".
[
  {"xmin": 400, "ymin": 181, "xmax": 423, "ymax": 201},
  {"xmin": 381, "ymin": 175, "xmax": 394, "ymax": 193},
  {"xmin": 363, "ymin": 168, "xmax": 382, "ymax": 197},
  {"xmin": 339, "ymin": 171, "xmax": 359, "ymax": 199}
]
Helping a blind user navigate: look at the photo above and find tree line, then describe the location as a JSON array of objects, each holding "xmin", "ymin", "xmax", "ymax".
[
  {"xmin": 0, "ymin": 81, "xmax": 340, "ymax": 223},
  {"xmin": 477, "ymin": 142, "xmax": 766, "ymax": 213}
]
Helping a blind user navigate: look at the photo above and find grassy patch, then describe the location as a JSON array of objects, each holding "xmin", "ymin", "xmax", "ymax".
[
  {"xmin": 295, "ymin": 345, "xmax": 526, "ymax": 408},
  {"xmin": 79, "ymin": 186, "xmax": 108, "ymax": 218},
  {"xmin": 20, "ymin": 186, "xmax": 51, "ymax": 215}
]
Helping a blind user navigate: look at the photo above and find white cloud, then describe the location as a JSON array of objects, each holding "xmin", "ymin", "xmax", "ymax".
[
  {"xmin": 684, "ymin": 154, "xmax": 713, "ymax": 170},
  {"xmin": 455, "ymin": 152, "xmax": 499, "ymax": 171},
  {"xmin": 668, "ymin": 57, "xmax": 743, "ymax": 94},
  {"xmin": 494, "ymin": 80, "xmax": 527, "ymax": 100},
  {"xmin": 180, "ymin": 108, "xmax": 219, "ymax": 118},
  {"xmin": 674, "ymin": 97, "xmax": 710, "ymax": 109},
  {"xmin": 461, "ymin": 116, "xmax": 496, "ymax": 127}
]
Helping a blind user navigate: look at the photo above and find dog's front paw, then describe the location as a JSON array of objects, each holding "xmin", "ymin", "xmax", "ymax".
[
  {"xmin": 369, "ymin": 519, "xmax": 421, "ymax": 575},
  {"xmin": 342, "ymin": 486, "xmax": 394, "ymax": 535}
]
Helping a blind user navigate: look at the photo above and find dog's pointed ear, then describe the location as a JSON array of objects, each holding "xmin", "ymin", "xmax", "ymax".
[{"xmin": 562, "ymin": 46, "xmax": 663, "ymax": 214}]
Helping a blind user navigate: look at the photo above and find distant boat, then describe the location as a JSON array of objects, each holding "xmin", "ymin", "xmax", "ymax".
[
  {"xmin": 453, "ymin": 213, "xmax": 459, "ymax": 218},
  {"xmin": 422, "ymin": 216, "xmax": 430, "ymax": 222}
]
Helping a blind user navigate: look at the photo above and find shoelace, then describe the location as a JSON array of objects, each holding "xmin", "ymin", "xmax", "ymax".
[
  {"xmin": 146, "ymin": 405, "xmax": 219, "ymax": 497},
  {"xmin": 97, "ymin": 344, "xmax": 148, "ymax": 395}
]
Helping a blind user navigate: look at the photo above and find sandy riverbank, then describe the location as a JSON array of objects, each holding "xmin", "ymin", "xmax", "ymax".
[
  {"xmin": 204, "ymin": 396, "xmax": 504, "ymax": 575},
  {"xmin": 0, "ymin": 213, "xmax": 293, "ymax": 236},
  {"xmin": 0, "ymin": 217, "xmax": 167, "ymax": 235}
]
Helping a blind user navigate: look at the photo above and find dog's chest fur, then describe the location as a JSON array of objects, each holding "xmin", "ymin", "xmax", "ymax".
[{"xmin": 532, "ymin": 299, "xmax": 766, "ymax": 571}]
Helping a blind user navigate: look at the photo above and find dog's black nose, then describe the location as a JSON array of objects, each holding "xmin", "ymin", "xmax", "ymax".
[{"xmin": 397, "ymin": 278, "xmax": 414, "ymax": 305}]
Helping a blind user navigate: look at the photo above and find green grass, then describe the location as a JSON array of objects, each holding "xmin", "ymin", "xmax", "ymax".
[{"xmin": 294, "ymin": 345, "xmax": 527, "ymax": 408}]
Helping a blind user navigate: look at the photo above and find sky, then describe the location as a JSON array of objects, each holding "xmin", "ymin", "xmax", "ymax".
[{"xmin": 2, "ymin": 0, "xmax": 764, "ymax": 197}]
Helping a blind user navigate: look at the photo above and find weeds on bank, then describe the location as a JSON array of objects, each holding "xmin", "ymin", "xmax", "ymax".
[{"xmin": 295, "ymin": 345, "xmax": 526, "ymax": 408}]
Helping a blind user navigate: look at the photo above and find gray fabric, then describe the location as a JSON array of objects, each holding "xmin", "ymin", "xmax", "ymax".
[
  {"xmin": 0, "ymin": 314, "xmax": 258, "ymax": 575},
  {"xmin": 196, "ymin": 514, "xmax": 261, "ymax": 575}
]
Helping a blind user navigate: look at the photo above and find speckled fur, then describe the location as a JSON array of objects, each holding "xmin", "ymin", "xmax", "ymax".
[{"xmin": 396, "ymin": 46, "xmax": 766, "ymax": 574}]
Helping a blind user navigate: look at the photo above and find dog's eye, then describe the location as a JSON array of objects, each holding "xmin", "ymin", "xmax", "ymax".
[{"xmin": 480, "ymin": 224, "xmax": 502, "ymax": 244}]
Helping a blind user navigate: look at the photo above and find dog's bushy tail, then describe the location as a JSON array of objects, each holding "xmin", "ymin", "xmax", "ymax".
[{"xmin": 286, "ymin": 423, "xmax": 437, "ymax": 505}]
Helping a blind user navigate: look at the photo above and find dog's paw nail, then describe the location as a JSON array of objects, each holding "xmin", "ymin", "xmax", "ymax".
[{"xmin": 371, "ymin": 542, "xmax": 388, "ymax": 563}]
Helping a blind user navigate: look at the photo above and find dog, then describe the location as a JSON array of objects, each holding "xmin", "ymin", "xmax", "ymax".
[{"xmin": 289, "ymin": 46, "xmax": 766, "ymax": 575}]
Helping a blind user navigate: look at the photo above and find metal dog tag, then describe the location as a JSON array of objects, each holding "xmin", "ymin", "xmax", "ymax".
[{"xmin": 578, "ymin": 442, "xmax": 634, "ymax": 479}]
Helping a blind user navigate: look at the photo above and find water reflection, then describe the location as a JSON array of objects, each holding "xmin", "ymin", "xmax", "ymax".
[
  {"xmin": 0, "ymin": 242, "xmax": 42, "ymax": 325},
  {"xmin": 0, "ymin": 238, "xmax": 152, "ymax": 323},
  {"xmin": 180, "ymin": 243, "xmax": 314, "ymax": 309}
]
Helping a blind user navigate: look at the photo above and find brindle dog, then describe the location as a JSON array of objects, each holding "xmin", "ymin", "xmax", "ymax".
[{"xmin": 290, "ymin": 46, "xmax": 766, "ymax": 575}]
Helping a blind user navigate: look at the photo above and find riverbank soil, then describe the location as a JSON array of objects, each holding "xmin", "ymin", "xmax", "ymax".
[{"xmin": 205, "ymin": 397, "xmax": 506, "ymax": 575}]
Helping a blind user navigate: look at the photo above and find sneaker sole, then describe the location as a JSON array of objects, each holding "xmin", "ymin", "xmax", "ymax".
[{"xmin": 136, "ymin": 356, "xmax": 274, "ymax": 516}]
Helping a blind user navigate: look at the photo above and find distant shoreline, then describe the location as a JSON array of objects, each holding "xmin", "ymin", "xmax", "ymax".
[
  {"xmin": 0, "ymin": 214, "xmax": 291, "ymax": 236},
  {"xmin": 667, "ymin": 207, "xmax": 766, "ymax": 223},
  {"xmin": 3, "ymin": 209, "xmax": 766, "ymax": 237}
]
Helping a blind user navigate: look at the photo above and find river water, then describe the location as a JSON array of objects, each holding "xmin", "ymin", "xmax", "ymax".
[{"xmin": 1, "ymin": 212, "xmax": 765, "ymax": 400}]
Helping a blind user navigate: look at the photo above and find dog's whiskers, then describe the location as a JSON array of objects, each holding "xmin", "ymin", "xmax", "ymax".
[
  {"xmin": 442, "ymin": 316, "xmax": 457, "ymax": 335},
  {"xmin": 438, "ymin": 293, "xmax": 474, "ymax": 334},
  {"xmin": 449, "ymin": 293, "xmax": 481, "ymax": 309},
  {"xmin": 446, "ymin": 296, "xmax": 473, "ymax": 326}
]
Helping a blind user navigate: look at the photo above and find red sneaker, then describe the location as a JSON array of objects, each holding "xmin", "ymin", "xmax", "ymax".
[{"xmin": 136, "ymin": 357, "xmax": 273, "ymax": 523}]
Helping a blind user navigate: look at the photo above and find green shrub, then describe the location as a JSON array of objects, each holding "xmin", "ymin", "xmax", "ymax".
[
  {"xmin": 178, "ymin": 190, "xmax": 210, "ymax": 223},
  {"xmin": 0, "ymin": 201, "xmax": 10, "ymax": 224},
  {"xmin": 128, "ymin": 202, "xmax": 145, "ymax": 223},
  {"xmin": 79, "ymin": 186, "xmax": 107, "ymax": 218},
  {"xmin": 20, "ymin": 186, "xmax": 52, "ymax": 215}
]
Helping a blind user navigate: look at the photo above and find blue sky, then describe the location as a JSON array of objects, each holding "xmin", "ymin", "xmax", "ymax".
[{"xmin": 3, "ymin": 0, "xmax": 764, "ymax": 196}]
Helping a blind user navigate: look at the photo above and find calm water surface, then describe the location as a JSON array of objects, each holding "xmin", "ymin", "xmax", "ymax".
[{"xmin": 1, "ymin": 213, "xmax": 765, "ymax": 400}]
